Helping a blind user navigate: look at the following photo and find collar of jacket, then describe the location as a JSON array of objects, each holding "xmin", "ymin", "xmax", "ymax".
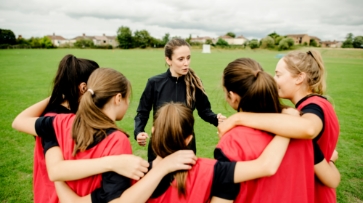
[{"xmin": 166, "ymin": 68, "xmax": 185, "ymax": 82}]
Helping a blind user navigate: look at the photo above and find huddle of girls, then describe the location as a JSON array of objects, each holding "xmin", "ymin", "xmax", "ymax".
[{"xmin": 12, "ymin": 38, "xmax": 340, "ymax": 203}]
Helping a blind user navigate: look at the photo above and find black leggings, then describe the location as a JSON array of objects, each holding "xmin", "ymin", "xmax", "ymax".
[{"xmin": 147, "ymin": 133, "xmax": 197, "ymax": 162}]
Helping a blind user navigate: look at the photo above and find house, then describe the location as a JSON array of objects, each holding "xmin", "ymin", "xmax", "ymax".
[
  {"xmin": 321, "ymin": 40, "xmax": 342, "ymax": 48},
  {"xmin": 70, "ymin": 33, "xmax": 95, "ymax": 45},
  {"xmin": 46, "ymin": 33, "xmax": 69, "ymax": 47},
  {"xmin": 190, "ymin": 36, "xmax": 214, "ymax": 44},
  {"xmin": 94, "ymin": 34, "xmax": 118, "ymax": 47},
  {"xmin": 286, "ymin": 34, "xmax": 310, "ymax": 45},
  {"xmin": 218, "ymin": 35, "xmax": 247, "ymax": 45},
  {"xmin": 286, "ymin": 34, "xmax": 322, "ymax": 46}
]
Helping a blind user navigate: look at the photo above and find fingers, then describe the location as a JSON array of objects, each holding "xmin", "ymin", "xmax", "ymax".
[{"xmin": 137, "ymin": 132, "xmax": 149, "ymax": 146}]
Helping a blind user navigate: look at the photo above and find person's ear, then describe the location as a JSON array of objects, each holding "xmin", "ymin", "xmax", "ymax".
[
  {"xmin": 114, "ymin": 93, "xmax": 122, "ymax": 105},
  {"xmin": 229, "ymin": 91, "xmax": 240, "ymax": 104},
  {"xmin": 185, "ymin": 135, "xmax": 193, "ymax": 146},
  {"xmin": 165, "ymin": 57, "xmax": 171, "ymax": 67},
  {"xmin": 295, "ymin": 72, "xmax": 306, "ymax": 85},
  {"xmin": 78, "ymin": 82, "xmax": 87, "ymax": 94}
]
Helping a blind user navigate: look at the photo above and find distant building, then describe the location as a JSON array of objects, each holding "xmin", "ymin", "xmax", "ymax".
[
  {"xmin": 321, "ymin": 40, "xmax": 342, "ymax": 48},
  {"xmin": 286, "ymin": 34, "xmax": 321, "ymax": 46},
  {"xmin": 190, "ymin": 36, "xmax": 214, "ymax": 44},
  {"xmin": 218, "ymin": 35, "xmax": 247, "ymax": 45},
  {"xmin": 94, "ymin": 34, "xmax": 118, "ymax": 47},
  {"xmin": 46, "ymin": 33, "xmax": 69, "ymax": 47}
]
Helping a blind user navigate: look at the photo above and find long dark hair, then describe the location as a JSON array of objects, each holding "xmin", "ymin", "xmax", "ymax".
[
  {"xmin": 44, "ymin": 54, "xmax": 99, "ymax": 114},
  {"xmin": 223, "ymin": 58, "xmax": 282, "ymax": 113}
]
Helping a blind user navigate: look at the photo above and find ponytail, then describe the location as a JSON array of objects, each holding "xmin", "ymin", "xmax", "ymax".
[
  {"xmin": 71, "ymin": 68, "xmax": 130, "ymax": 156},
  {"xmin": 223, "ymin": 58, "xmax": 282, "ymax": 113},
  {"xmin": 184, "ymin": 68, "xmax": 206, "ymax": 107},
  {"xmin": 152, "ymin": 103, "xmax": 194, "ymax": 197},
  {"xmin": 45, "ymin": 54, "xmax": 99, "ymax": 114}
]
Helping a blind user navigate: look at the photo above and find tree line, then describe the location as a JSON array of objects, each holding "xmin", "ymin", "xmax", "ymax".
[{"xmin": 1, "ymin": 27, "xmax": 362, "ymax": 50}]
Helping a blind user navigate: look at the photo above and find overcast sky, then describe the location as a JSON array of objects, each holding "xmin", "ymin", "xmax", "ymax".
[{"xmin": 1, "ymin": 0, "xmax": 362, "ymax": 41}]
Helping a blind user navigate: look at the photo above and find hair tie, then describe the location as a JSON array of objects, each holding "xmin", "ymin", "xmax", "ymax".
[
  {"xmin": 87, "ymin": 88, "xmax": 94, "ymax": 95},
  {"xmin": 255, "ymin": 70, "xmax": 261, "ymax": 77}
]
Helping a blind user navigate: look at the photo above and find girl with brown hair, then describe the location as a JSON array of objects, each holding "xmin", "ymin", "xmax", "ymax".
[
  {"xmin": 13, "ymin": 68, "xmax": 196, "ymax": 203},
  {"xmin": 217, "ymin": 54, "xmax": 340, "ymax": 202},
  {"xmin": 134, "ymin": 38, "xmax": 226, "ymax": 161}
]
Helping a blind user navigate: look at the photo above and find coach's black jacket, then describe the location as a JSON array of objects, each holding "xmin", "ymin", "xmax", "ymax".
[{"xmin": 134, "ymin": 69, "xmax": 218, "ymax": 139}]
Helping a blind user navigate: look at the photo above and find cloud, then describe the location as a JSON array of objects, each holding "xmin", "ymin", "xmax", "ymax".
[{"xmin": 1, "ymin": 0, "xmax": 362, "ymax": 40}]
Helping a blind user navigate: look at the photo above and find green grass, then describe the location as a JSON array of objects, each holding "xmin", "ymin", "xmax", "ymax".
[{"xmin": 0, "ymin": 48, "xmax": 362, "ymax": 203}]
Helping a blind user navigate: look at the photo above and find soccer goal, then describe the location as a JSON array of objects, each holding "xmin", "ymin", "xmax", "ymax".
[{"xmin": 202, "ymin": 44, "xmax": 211, "ymax": 53}]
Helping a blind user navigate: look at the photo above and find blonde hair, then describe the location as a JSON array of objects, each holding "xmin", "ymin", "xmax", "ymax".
[
  {"xmin": 152, "ymin": 102, "xmax": 194, "ymax": 197},
  {"xmin": 71, "ymin": 68, "xmax": 131, "ymax": 156},
  {"xmin": 164, "ymin": 38, "xmax": 206, "ymax": 107},
  {"xmin": 283, "ymin": 50, "xmax": 326, "ymax": 94}
]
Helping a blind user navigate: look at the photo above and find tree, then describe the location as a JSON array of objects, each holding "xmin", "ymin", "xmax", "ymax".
[
  {"xmin": 353, "ymin": 36, "xmax": 363, "ymax": 48},
  {"xmin": 161, "ymin": 33, "xmax": 170, "ymax": 46},
  {"xmin": 342, "ymin": 33, "xmax": 354, "ymax": 48},
  {"xmin": 275, "ymin": 36, "xmax": 284, "ymax": 45},
  {"xmin": 260, "ymin": 36, "xmax": 275, "ymax": 49},
  {"xmin": 249, "ymin": 39, "xmax": 259, "ymax": 49},
  {"xmin": 278, "ymin": 38, "xmax": 294, "ymax": 50},
  {"xmin": 226, "ymin": 32, "xmax": 236, "ymax": 38},
  {"xmin": 310, "ymin": 39, "xmax": 317, "ymax": 47},
  {"xmin": 0, "ymin": 29, "xmax": 16, "ymax": 45},
  {"xmin": 216, "ymin": 38, "xmax": 229, "ymax": 47},
  {"xmin": 74, "ymin": 39, "xmax": 94, "ymax": 48},
  {"xmin": 268, "ymin": 32, "xmax": 280, "ymax": 40},
  {"xmin": 205, "ymin": 39, "xmax": 213, "ymax": 45},
  {"xmin": 40, "ymin": 36, "xmax": 54, "ymax": 48},
  {"xmin": 133, "ymin": 30, "xmax": 152, "ymax": 48},
  {"xmin": 117, "ymin": 26, "xmax": 134, "ymax": 49}
]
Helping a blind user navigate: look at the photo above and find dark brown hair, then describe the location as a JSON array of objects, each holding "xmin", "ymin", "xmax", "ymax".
[
  {"xmin": 44, "ymin": 54, "xmax": 99, "ymax": 114},
  {"xmin": 283, "ymin": 50, "xmax": 326, "ymax": 94},
  {"xmin": 164, "ymin": 38, "xmax": 206, "ymax": 107},
  {"xmin": 71, "ymin": 68, "xmax": 131, "ymax": 156},
  {"xmin": 152, "ymin": 102, "xmax": 194, "ymax": 197},
  {"xmin": 223, "ymin": 58, "xmax": 282, "ymax": 113}
]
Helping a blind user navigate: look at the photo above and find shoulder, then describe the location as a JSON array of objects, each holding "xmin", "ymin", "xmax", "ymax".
[
  {"xmin": 104, "ymin": 130, "xmax": 132, "ymax": 154},
  {"xmin": 148, "ymin": 72, "xmax": 168, "ymax": 83}
]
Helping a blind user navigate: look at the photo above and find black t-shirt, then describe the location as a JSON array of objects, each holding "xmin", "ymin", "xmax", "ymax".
[
  {"xmin": 296, "ymin": 95, "xmax": 326, "ymax": 164},
  {"xmin": 149, "ymin": 160, "xmax": 238, "ymax": 200},
  {"xmin": 35, "ymin": 116, "xmax": 129, "ymax": 203}
]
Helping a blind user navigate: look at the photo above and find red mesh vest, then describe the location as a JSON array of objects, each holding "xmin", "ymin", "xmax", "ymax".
[{"xmin": 216, "ymin": 126, "xmax": 314, "ymax": 203}]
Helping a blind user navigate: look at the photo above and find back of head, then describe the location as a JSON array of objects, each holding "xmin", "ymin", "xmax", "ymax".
[
  {"xmin": 46, "ymin": 54, "xmax": 99, "ymax": 114},
  {"xmin": 152, "ymin": 102, "xmax": 194, "ymax": 158},
  {"xmin": 72, "ymin": 68, "xmax": 131, "ymax": 156},
  {"xmin": 223, "ymin": 58, "xmax": 282, "ymax": 113},
  {"xmin": 152, "ymin": 102, "xmax": 194, "ymax": 197},
  {"xmin": 283, "ymin": 50, "xmax": 326, "ymax": 94}
]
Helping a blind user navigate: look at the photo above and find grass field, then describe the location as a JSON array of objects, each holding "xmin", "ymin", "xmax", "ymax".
[{"xmin": 0, "ymin": 48, "xmax": 362, "ymax": 202}]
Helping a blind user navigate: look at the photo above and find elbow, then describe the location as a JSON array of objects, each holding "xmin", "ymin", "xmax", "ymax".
[
  {"xmin": 329, "ymin": 175, "xmax": 341, "ymax": 189},
  {"xmin": 262, "ymin": 159, "xmax": 279, "ymax": 177},
  {"xmin": 305, "ymin": 127, "xmax": 317, "ymax": 139},
  {"xmin": 12, "ymin": 117, "xmax": 20, "ymax": 131},
  {"xmin": 47, "ymin": 169, "xmax": 60, "ymax": 182}
]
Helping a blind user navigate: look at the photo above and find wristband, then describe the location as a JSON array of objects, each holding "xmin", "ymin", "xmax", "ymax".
[{"xmin": 330, "ymin": 160, "xmax": 335, "ymax": 164}]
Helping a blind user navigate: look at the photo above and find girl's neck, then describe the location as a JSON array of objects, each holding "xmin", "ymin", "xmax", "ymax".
[
  {"xmin": 61, "ymin": 101, "xmax": 70, "ymax": 110},
  {"xmin": 291, "ymin": 90, "xmax": 313, "ymax": 105}
]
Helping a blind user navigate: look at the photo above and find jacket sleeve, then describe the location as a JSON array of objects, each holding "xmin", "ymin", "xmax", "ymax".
[
  {"xmin": 195, "ymin": 88, "xmax": 218, "ymax": 127},
  {"xmin": 134, "ymin": 79, "xmax": 154, "ymax": 139}
]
